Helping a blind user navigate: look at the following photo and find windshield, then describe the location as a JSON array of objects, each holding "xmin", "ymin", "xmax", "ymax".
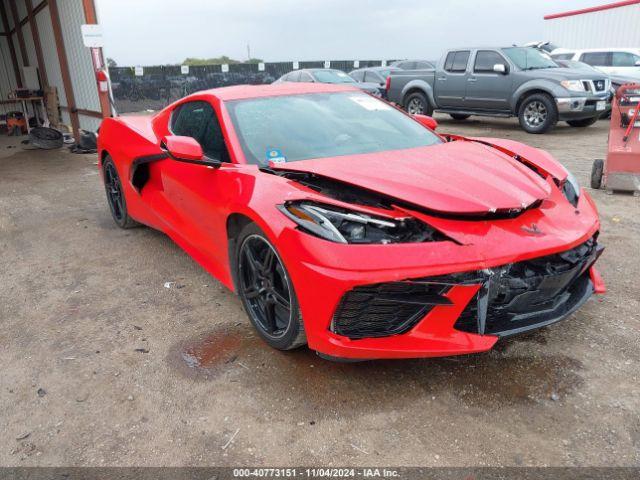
[
  {"xmin": 502, "ymin": 47, "xmax": 558, "ymax": 70},
  {"xmin": 313, "ymin": 70, "xmax": 357, "ymax": 84},
  {"xmin": 226, "ymin": 92, "xmax": 442, "ymax": 165}
]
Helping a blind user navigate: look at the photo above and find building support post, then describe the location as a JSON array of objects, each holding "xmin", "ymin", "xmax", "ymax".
[
  {"xmin": 0, "ymin": 0, "xmax": 22, "ymax": 87},
  {"xmin": 81, "ymin": 0, "xmax": 111, "ymax": 119},
  {"xmin": 25, "ymin": 0, "xmax": 49, "ymax": 88},
  {"xmin": 8, "ymin": 0, "xmax": 29, "ymax": 66}
]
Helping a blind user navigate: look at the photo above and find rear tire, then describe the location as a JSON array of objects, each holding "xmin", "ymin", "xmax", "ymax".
[
  {"xmin": 102, "ymin": 156, "xmax": 139, "ymax": 229},
  {"xmin": 591, "ymin": 159, "xmax": 604, "ymax": 190},
  {"xmin": 518, "ymin": 93, "xmax": 557, "ymax": 134},
  {"xmin": 449, "ymin": 113, "xmax": 470, "ymax": 121},
  {"xmin": 235, "ymin": 222, "xmax": 306, "ymax": 351},
  {"xmin": 404, "ymin": 91, "xmax": 433, "ymax": 116},
  {"xmin": 567, "ymin": 117, "xmax": 599, "ymax": 128}
]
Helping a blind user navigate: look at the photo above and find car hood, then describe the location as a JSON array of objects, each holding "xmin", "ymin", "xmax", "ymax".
[
  {"xmin": 272, "ymin": 141, "xmax": 552, "ymax": 215},
  {"xmin": 528, "ymin": 67, "xmax": 607, "ymax": 81}
]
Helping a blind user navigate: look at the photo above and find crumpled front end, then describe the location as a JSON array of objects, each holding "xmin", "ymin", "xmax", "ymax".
[{"xmin": 276, "ymin": 183, "xmax": 604, "ymax": 360}]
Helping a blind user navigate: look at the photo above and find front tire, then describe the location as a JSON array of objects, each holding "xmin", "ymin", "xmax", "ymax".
[
  {"xmin": 102, "ymin": 156, "xmax": 138, "ymax": 228},
  {"xmin": 404, "ymin": 91, "xmax": 433, "ymax": 116},
  {"xmin": 235, "ymin": 223, "xmax": 306, "ymax": 350},
  {"xmin": 518, "ymin": 93, "xmax": 557, "ymax": 134},
  {"xmin": 567, "ymin": 117, "xmax": 599, "ymax": 128}
]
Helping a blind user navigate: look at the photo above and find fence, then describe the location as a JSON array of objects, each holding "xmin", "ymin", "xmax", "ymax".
[{"xmin": 109, "ymin": 60, "xmax": 392, "ymax": 113}]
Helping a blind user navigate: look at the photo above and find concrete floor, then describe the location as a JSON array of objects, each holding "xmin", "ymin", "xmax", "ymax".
[{"xmin": 1, "ymin": 116, "xmax": 639, "ymax": 467}]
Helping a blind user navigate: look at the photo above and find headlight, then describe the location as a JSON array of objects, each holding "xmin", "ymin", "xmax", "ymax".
[
  {"xmin": 562, "ymin": 170, "xmax": 581, "ymax": 207},
  {"xmin": 278, "ymin": 202, "xmax": 445, "ymax": 244},
  {"xmin": 560, "ymin": 80, "xmax": 586, "ymax": 92}
]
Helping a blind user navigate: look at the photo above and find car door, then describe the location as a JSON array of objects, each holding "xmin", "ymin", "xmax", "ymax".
[
  {"xmin": 435, "ymin": 50, "xmax": 470, "ymax": 108},
  {"xmin": 465, "ymin": 50, "xmax": 512, "ymax": 111},
  {"xmin": 610, "ymin": 51, "xmax": 640, "ymax": 78},
  {"xmin": 157, "ymin": 100, "xmax": 232, "ymax": 257}
]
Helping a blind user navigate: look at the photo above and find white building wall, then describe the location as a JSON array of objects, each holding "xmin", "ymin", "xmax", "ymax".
[
  {"xmin": 35, "ymin": 4, "xmax": 67, "ymax": 107},
  {"xmin": 57, "ymin": 0, "xmax": 101, "ymax": 123},
  {"xmin": 0, "ymin": 36, "xmax": 19, "ymax": 114},
  {"xmin": 544, "ymin": 4, "xmax": 640, "ymax": 48}
]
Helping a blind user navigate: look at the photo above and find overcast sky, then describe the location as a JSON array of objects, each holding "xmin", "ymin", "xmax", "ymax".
[{"xmin": 95, "ymin": 0, "xmax": 599, "ymax": 66}]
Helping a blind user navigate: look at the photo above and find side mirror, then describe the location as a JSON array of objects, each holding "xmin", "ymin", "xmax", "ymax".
[
  {"xmin": 161, "ymin": 135, "xmax": 220, "ymax": 167},
  {"xmin": 493, "ymin": 63, "xmax": 507, "ymax": 74},
  {"xmin": 412, "ymin": 114, "xmax": 438, "ymax": 131},
  {"xmin": 635, "ymin": 60, "xmax": 640, "ymax": 66}
]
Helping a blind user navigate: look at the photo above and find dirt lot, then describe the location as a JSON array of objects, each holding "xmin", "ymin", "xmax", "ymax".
[{"xmin": 1, "ymin": 116, "xmax": 639, "ymax": 467}]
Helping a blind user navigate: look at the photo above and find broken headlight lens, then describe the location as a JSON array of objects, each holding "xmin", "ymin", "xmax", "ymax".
[
  {"xmin": 562, "ymin": 169, "xmax": 581, "ymax": 207},
  {"xmin": 278, "ymin": 202, "xmax": 445, "ymax": 244}
]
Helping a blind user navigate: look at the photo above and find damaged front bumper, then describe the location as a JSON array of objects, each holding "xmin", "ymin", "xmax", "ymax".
[{"xmin": 278, "ymin": 188, "xmax": 604, "ymax": 360}]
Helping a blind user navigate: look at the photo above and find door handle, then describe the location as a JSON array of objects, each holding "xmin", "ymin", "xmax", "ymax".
[
  {"xmin": 437, "ymin": 76, "xmax": 446, "ymax": 81},
  {"xmin": 467, "ymin": 77, "xmax": 477, "ymax": 82}
]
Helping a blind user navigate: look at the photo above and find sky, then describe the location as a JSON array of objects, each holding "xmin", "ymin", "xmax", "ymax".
[{"xmin": 95, "ymin": 0, "xmax": 602, "ymax": 66}]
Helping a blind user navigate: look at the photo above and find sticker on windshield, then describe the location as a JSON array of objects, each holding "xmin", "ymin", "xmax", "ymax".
[
  {"xmin": 266, "ymin": 148, "xmax": 286, "ymax": 164},
  {"xmin": 336, "ymin": 71, "xmax": 348, "ymax": 77},
  {"xmin": 349, "ymin": 95, "xmax": 392, "ymax": 111}
]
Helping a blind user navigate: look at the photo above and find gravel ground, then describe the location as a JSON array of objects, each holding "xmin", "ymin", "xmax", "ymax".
[{"xmin": 0, "ymin": 115, "xmax": 638, "ymax": 467}]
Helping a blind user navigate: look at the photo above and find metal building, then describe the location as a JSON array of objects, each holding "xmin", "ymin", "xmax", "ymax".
[
  {"xmin": 543, "ymin": 0, "xmax": 640, "ymax": 49},
  {"xmin": 0, "ymin": 0, "xmax": 109, "ymax": 138}
]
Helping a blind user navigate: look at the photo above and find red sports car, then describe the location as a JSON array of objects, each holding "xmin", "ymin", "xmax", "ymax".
[{"xmin": 98, "ymin": 82, "xmax": 605, "ymax": 360}]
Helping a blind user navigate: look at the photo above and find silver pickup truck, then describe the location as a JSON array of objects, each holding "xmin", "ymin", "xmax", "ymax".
[{"xmin": 386, "ymin": 46, "xmax": 611, "ymax": 133}]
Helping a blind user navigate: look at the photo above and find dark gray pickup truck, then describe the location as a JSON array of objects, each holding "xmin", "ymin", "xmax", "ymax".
[{"xmin": 386, "ymin": 46, "xmax": 611, "ymax": 133}]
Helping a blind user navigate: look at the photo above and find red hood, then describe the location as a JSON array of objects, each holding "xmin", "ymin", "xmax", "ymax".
[{"xmin": 272, "ymin": 141, "xmax": 552, "ymax": 215}]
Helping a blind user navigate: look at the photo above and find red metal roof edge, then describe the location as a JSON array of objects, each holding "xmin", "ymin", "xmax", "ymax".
[{"xmin": 544, "ymin": 0, "xmax": 640, "ymax": 19}]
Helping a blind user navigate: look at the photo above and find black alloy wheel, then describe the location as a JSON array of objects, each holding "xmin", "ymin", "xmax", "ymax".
[
  {"xmin": 102, "ymin": 157, "xmax": 138, "ymax": 228},
  {"xmin": 236, "ymin": 224, "xmax": 306, "ymax": 350}
]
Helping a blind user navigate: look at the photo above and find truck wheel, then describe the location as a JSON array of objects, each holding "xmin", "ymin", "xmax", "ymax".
[
  {"xmin": 518, "ymin": 93, "xmax": 557, "ymax": 134},
  {"xmin": 404, "ymin": 92, "xmax": 433, "ymax": 116},
  {"xmin": 591, "ymin": 159, "xmax": 604, "ymax": 190},
  {"xmin": 567, "ymin": 117, "xmax": 599, "ymax": 127},
  {"xmin": 450, "ymin": 114, "xmax": 470, "ymax": 121}
]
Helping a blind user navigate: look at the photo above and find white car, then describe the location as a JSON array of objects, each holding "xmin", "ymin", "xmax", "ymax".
[{"xmin": 551, "ymin": 48, "xmax": 640, "ymax": 80}]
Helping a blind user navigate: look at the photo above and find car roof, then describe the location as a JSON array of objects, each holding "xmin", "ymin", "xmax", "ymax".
[
  {"xmin": 553, "ymin": 48, "xmax": 640, "ymax": 54},
  {"xmin": 351, "ymin": 66, "xmax": 399, "ymax": 72},
  {"xmin": 198, "ymin": 82, "xmax": 361, "ymax": 101}
]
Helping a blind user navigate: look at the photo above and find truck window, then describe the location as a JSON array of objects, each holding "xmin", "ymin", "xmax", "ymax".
[
  {"xmin": 444, "ymin": 51, "xmax": 470, "ymax": 73},
  {"xmin": 474, "ymin": 51, "xmax": 506, "ymax": 73},
  {"xmin": 611, "ymin": 52, "xmax": 640, "ymax": 67},
  {"xmin": 580, "ymin": 52, "xmax": 610, "ymax": 67}
]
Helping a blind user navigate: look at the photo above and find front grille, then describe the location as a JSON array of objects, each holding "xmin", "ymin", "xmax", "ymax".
[
  {"xmin": 594, "ymin": 79, "xmax": 606, "ymax": 92},
  {"xmin": 454, "ymin": 236, "xmax": 601, "ymax": 336},
  {"xmin": 332, "ymin": 237, "xmax": 601, "ymax": 340},
  {"xmin": 331, "ymin": 282, "xmax": 451, "ymax": 339}
]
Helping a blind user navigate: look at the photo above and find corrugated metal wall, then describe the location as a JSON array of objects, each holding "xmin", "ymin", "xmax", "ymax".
[
  {"xmin": 1, "ymin": 0, "xmax": 102, "ymax": 129},
  {"xmin": 57, "ymin": 0, "xmax": 100, "ymax": 115},
  {"xmin": 544, "ymin": 4, "xmax": 640, "ymax": 48}
]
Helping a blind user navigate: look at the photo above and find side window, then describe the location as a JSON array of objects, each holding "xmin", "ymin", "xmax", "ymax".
[
  {"xmin": 474, "ymin": 51, "xmax": 506, "ymax": 73},
  {"xmin": 171, "ymin": 101, "xmax": 229, "ymax": 162},
  {"xmin": 299, "ymin": 71, "xmax": 314, "ymax": 82},
  {"xmin": 284, "ymin": 71, "xmax": 301, "ymax": 82},
  {"xmin": 580, "ymin": 52, "xmax": 610, "ymax": 66},
  {"xmin": 612, "ymin": 52, "xmax": 640, "ymax": 67},
  {"xmin": 445, "ymin": 51, "xmax": 470, "ymax": 73},
  {"xmin": 350, "ymin": 71, "xmax": 364, "ymax": 82},
  {"xmin": 364, "ymin": 71, "xmax": 381, "ymax": 83}
]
